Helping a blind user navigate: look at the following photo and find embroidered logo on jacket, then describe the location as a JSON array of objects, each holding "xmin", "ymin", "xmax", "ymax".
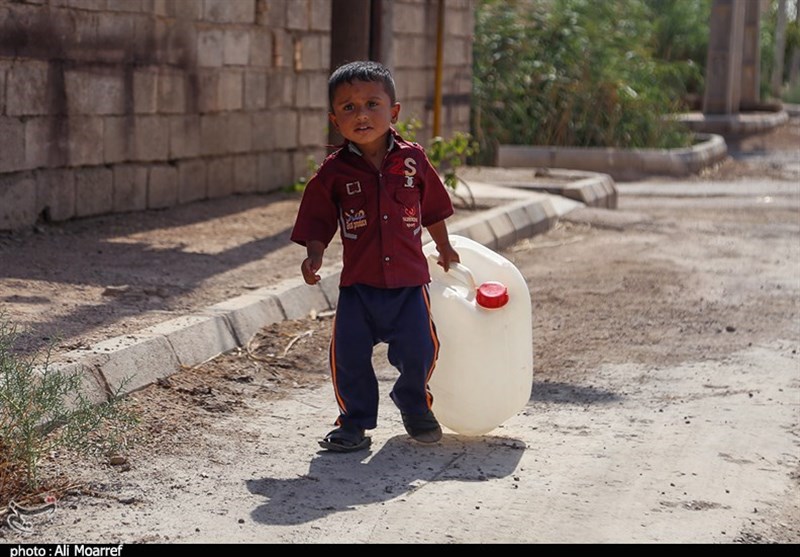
[
  {"xmin": 402, "ymin": 205, "xmax": 419, "ymax": 228},
  {"xmin": 346, "ymin": 181, "xmax": 362, "ymax": 195},
  {"xmin": 403, "ymin": 158, "xmax": 417, "ymax": 188},
  {"xmin": 345, "ymin": 209, "xmax": 368, "ymax": 231}
]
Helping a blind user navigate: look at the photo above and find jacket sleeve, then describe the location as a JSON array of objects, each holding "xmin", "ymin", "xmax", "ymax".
[{"xmin": 290, "ymin": 168, "xmax": 339, "ymax": 248}]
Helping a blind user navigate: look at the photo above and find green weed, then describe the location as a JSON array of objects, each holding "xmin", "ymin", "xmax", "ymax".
[{"xmin": 0, "ymin": 316, "xmax": 137, "ymax": 505}]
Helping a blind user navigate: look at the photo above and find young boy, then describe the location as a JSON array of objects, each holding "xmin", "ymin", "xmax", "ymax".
[{"xmin": 291, "ymin": 61, "xmax": 460, "ymax": 453}]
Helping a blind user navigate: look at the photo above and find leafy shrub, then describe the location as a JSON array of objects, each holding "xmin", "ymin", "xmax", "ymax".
[
  {"xmin": 472, "ymin": 0, "xmax": 705, "ymax": 162},
  {"xmin": 762, "ymin": 0, "xmax": 800, "ymax": 100},
  {"xmin": 288, "ymin": 156, "xmax": 322, "ymax": 193},
  {"xmin": 783, "ymin": 81, "xmax": 800, "ymax": 103},
  {"xmin": 396, "ymin": 118, "xmax": 479, "ymax": 191}
]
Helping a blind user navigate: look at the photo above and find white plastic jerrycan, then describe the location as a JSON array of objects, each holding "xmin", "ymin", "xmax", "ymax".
[{"xmin": 422, "ymin": 235, "xmax": 533, "ymax": 436}]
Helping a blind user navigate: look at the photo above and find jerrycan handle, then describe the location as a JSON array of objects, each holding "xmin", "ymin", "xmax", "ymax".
[{"xmin": 427, "ymin": 255, "xmax": 477, "ymax": 293}]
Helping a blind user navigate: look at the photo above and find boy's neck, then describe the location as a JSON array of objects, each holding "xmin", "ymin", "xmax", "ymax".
[{"xmin": 351, "ymin": 131, "xmax": 393, "ymax": 170}]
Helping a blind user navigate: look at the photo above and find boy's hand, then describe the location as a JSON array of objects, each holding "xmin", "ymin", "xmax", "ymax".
[
  {"xmin": 301, "ymin": 255, "xmax": 322, "ymax": 285},
  {"xmin": 436, "ymin": 242, "xmax": 460, "ymax": 272},
  {"xmin": 301, "ymin": 241, "xmax": 325, "ymax": 285},
  {"xmin": 427, "ymin": 221, "xmax": 459, "ymax": 271}
]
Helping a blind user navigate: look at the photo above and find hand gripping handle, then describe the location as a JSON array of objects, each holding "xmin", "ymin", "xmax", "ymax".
[{"xmin": 427, "ymin": 255, "xmax": 477, "ymax": 293}]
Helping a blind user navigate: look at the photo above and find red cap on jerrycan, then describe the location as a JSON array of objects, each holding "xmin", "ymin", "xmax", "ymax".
[{"xmin": 476, "ymin": 281, "xmax": 509, "ymax": 309}]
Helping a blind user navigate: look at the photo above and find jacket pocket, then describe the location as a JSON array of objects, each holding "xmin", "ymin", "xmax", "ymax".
[{"xmin": 394, "ymin": 187, "xmax": 422, "ymax": 234}]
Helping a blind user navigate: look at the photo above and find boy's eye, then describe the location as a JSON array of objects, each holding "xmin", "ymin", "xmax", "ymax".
[
  {"xmin": 368, "ymin": 101, "xmax": 378, "ymax": 108},
  {"xmin": 342, "ymin": 104, "xmax": 354, "ymax": 111}
]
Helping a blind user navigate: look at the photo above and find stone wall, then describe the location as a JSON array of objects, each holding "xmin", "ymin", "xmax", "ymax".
[
  {"xmin": 0, "ymin": 0, "xmax": 330, "ymax": 230},
  {"xmin": 0, "ymin": 0, "xmax": 475, "ymax": 231},
  {"xmin": 391, "ymin": 0, "xmax": 473, "ymax": 142}
]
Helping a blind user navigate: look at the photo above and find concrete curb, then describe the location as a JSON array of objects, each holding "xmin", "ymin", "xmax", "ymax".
[
  {"xmin": 51, "ymin": 174, "xmax": 615, "ymax": 398},
  {"xmin": 497, "ymin": 134, "xmax": 728, "ymax": 181},
  {"xmin": 459, "ymin": 167, "xmax": 617, "ymax": 209},
  {"xmin": 675, "ymin": 109, "xmax": 790, "ymax": 135},
  {"xmin": 783, "ymin": 103, "xmax": 800, "ymax": 118}
]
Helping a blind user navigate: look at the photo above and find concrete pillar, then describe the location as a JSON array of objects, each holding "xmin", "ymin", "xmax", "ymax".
[
  {"xmin": 330, "ymin": 0, "xmax": 371, "ymax": 70},
  {"xmin": 740, "ymin": 0, "xmax": 762, "ymax": 108},
  {"xmin": 703, "ymin": 0, "xmax": 747, "ymax": 114}
]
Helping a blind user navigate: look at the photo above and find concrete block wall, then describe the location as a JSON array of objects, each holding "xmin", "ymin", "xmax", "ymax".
[
  {"xmin": 0, "ymin": 0, "xmax": 330, "ymax": 230},
  {"xmin": 391, "ymin": 0, "xmax": 473, "ymax": 143}
]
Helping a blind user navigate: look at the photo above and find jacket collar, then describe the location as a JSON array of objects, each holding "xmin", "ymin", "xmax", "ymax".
[{"xmin": 346, "ymin": 128, "xmax": 401, "ymax": 156}]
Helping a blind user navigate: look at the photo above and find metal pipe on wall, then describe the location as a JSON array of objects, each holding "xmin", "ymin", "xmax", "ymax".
[{"xmin": 433, "ymin": 0, "xmax": 445, "ymax": 137}]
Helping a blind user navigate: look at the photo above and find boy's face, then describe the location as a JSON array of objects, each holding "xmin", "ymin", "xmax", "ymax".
[{"xmin": 329, "ymin": 79, "xmax": 400, "ymax": 153}]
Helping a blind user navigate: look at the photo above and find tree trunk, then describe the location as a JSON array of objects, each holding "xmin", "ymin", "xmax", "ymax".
[
  {"xmin": 792, "ymin": 0, "xmax": 800, "ymax": 89},
  {"xmin": 789, "ymin": 49, "xmax": 800, "ymax": 89},
  {"xmin": 771, "ymin": 0, "xmax": 788, "ymax": 98}
]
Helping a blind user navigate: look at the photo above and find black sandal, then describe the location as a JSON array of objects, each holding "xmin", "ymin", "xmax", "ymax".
[
  {"xmin": 318, "ymin": 424, "xmax": 371, "ymax": 453},
  {"xmin": 401, "ymin": 410, "xmax": 443, "ymax": 444}
]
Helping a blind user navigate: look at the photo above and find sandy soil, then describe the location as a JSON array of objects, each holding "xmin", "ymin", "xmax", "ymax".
[{"xmin": 0, "ymin": 119, "xmax": 797, "ymax": 543}]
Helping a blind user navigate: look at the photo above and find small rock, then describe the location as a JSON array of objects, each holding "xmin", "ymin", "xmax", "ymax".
[
  {"xmin": 725, "ymin": 325, "xmax": 736, "ymax": 333},
  {"xmin": 226, "ymin": 374, "xmax": 253, "ymax": 383},
  {"xmin": 238, "ymin": 518, "xmax": 245, "ymax": 524},
  {"xmin": 109, "ymin": 455, "xmax": 128, "ymax": 466},
  {"xmin": 102, "ymin": 285, "xmax": 131, "ymax": 297}
]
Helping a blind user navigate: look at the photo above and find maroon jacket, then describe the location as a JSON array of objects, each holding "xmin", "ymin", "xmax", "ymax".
[{"xmin": 291, "ymin": 130, "xmax": 454, "ymax": 288}]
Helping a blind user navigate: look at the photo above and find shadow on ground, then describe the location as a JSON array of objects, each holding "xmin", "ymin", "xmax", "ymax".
[
  {"xmin": 529, "ymin": 380, "xmax": 622, "ymax": 405},
  {"xmin": 0, "ymin": 191, "xmax": 299, "ymax": 354},
  {"xmin": 246, "ymin": 434, "xmax": 525, "ymax": 525}
]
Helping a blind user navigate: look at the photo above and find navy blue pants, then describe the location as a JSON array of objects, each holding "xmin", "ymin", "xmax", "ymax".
[{"xmin": 329, "ymin": 284, "xmax": 439, "ymax": 430}]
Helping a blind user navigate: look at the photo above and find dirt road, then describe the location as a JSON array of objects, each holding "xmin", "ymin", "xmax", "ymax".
[{"xmin": 2, "ymin": 122, "xmax": 799, "ymax": 543}]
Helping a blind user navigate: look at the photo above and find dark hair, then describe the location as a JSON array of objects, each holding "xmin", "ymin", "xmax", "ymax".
[{"xmin": 328, "ymin": 61, "xmax": 397, "ymax": 109}]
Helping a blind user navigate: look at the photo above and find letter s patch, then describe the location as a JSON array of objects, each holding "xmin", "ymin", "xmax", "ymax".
[{"xmin": 403, "ymin": 157, "xmax": 417, "ymax": 177}]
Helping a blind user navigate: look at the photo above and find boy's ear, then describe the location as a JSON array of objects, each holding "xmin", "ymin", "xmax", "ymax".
[
  {"xmin": 390, "ymin": 102, "xmax": 401, "ymax": 124},
  {"xmin": 328, "ymin": 112, "xmax": 339, "ymax": 129}
]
